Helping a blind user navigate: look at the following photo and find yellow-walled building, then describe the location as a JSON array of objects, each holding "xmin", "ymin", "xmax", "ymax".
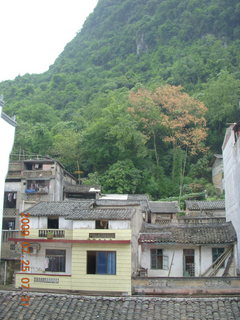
[{"xmin": 12, "ymin": 200, "xmax": 144, "ymax": 295}]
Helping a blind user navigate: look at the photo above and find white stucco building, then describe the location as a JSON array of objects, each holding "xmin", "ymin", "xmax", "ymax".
[
  {"xmin": 139, "ymin": 218, "xmax": 237, "ymax": 277},
  {"xmin": 222, "ymin": 121, "xmax": 240, "ymax": 273},
  {"xmin": 0, "ymin": 97, "xmax": 16, "ymax": 255}
]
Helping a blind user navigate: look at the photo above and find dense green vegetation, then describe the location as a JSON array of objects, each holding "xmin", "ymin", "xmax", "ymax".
[{"xmin": 1, "ymin": 0, "xmax": 240, "ymax": 199}]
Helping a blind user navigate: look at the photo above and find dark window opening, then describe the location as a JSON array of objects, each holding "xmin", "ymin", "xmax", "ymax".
[
  {"xmin": 48, "ymin": 217, "xmax": 59, "ymax": 229},
  {"xmin": 45, "ymin": 249, "xmax": 66, "ymax": 272},
  {"xmin": 151, "ymin": 249, "xmax": 163, "ymax": 269},
  {"xmin": 87, "ymin": 251, "xmax": 116, "ymax": 275},
  {"xmin": 26, "ymin": 180, "xmax": 49, "ymax": 193},
  {"xmin": 2, "ymin": 218, "xmax": 15, "ymax": 230},
  {"xmin": 4, "ymin": 192, "xmax": 17, "ymax": 208},
  {"xmin": 183, "ymin": 249, "xmax": 195, "ymax": 277},
  {"xmin": 212, "ymin": 248, "xmax": 225, "ymax": 268},
  {"xmin": 96, "ymin": 220, "xmax": 108, "ymax": 229},
  {"xmin": 10, "ymin": 244, "xmax": 16, "ymax": 251},
  {"xmin": 25, "ymin": 163, "xmax": 43, "ymax": 170}
]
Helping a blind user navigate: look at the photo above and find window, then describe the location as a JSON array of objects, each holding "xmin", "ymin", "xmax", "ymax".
[
  {"xmin": 96, "ymin": 220, "xmax": 108, "ymax": 229},
  {"xmin": 25, "ymin": 163, "xmax": 43, "ymax": 170},
  {"xmin": 48, "ymin": 217, "xmax": 59, "ymax": 229},
  {"xmin": 2, "ymin": 218, "xmax": 15, "ymax": 230},
  {"xmin": 45, "ymin": 249, "xmax": 66, "ymax": 272},
  {"xmin": 151, "ymin": 249, "xmax": 163, "ymax": 269},
  {"xmin": 87, "ymin": 251, "xmax": 116, "ymax": 275},
  {"xmin": 10, "ymin": 244, "xmax": 16, "ymax": 251},
  {"xmin": 183, "ymin": 249, "xmax": 195, "ymax": 277},
  {"xmin": 4, "ymin": 192, "xmax": 17, "ymax": 208},
  {"xmin": 26, "ymin": 180, "xmax": 49, "ymax": 193},
  {"xmin": 212, "ymin": 248, "xmax": 225, "ymax": 267}
]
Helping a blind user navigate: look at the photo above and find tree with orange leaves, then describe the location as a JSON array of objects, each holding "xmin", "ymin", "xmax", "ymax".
[{"xmin": 128, "ymin": 85, "xmax": 208, "ymax": 197}]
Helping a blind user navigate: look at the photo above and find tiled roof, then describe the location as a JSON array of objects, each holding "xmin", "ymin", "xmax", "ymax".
[
  {"xmin": 66, "ymin": 208, "xmax": 135, "ymax": 220},
  {"xmin": 0, "ymin": 292, "xmax": 240, "ymax": 320},
  {"xmin": 25, "ymin": 200, "xmax": 94, "ymax": 216},
  {"xmin": 149, "ymin": 201, "xmax": 180, "ymax": 213},
  {"xmin": 139, "ymin": 222, "xmax": 236, "ymax": 245},
  {"xmin": 185, "ymin": 200, "xmax": 225, "ymax": 211}
]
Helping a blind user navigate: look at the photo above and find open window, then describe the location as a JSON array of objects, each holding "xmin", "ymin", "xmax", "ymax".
[
  {"xmin": 2, "ymin": 218, "xmax": 15, "ymax": 230},
  {"xmin": 47, "ymin": 216, "xmax": 59, "ymax": 229},
  {"xmin": 25, "ymin": 162, "xmax": 43, "ymax": 170},
  {"xmin": 25, "ymin": 180, "xmax": 49, "ymax": 193},
  {"xmin": 96, "ymin": 220, "xmax": 108, "ymax": 229},
  {"xmin": 45, "ymin": 249, "xmax": 66, "ymax": 272},
  {"xmin": 4, "ymin": 192, "xmax": 17, "ymax": 208},
  {"xmin": 87, "ymin": 251, "xmax": 116, "ymax": 275}
]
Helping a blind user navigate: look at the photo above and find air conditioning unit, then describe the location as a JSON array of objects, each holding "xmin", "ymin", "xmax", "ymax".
[{"xmin": 29, "ymin": 243, "xmax": 41, "ymax": 255}]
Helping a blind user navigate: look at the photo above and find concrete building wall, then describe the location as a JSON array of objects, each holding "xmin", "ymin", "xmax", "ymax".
[
  {"xmin": 223, "ymin": 126, "xmax": 240, "ymax": 272},
  {"xmin": 73, "ymin": 221, "xmax": 95, "ymax": 229},
  {"xmin": 0, "ymin": 105, "xmax": 16, "ymax": 254},
  {"xmin": 109, "ymin": 221, "xmax": 130, "ymax": 229},
  {"xmin": 131, "ymin": 208, "xmax": 144, "ymax": 273},
  {"xmin": 212, "ymin": 157, "xmax": 223, "ymax": 192}
]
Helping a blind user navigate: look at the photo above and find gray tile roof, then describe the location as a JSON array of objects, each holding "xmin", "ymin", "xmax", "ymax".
[
  {"xmin": 139, "ymin": 222, "xmax": 237, "ymax": 245},
  {"xmin": 66, "ymin": 208, "xmax": 135, "ymax": 220},
  {"xmin": 25, "ymin": 200, "xmax": 94, "ymax": 216},
  {"xmin": 149, "ymin": 201, "xmax": 180, "ymax": 213},
  {"xmin": 0, "ymin": 291, "xmax": 240, "ymax": 320},
  {"xmin": 185, "ymin": 200, "xmax": 225, "ymax": 211}
]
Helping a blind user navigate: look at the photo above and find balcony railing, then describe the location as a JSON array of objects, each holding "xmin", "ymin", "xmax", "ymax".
[
  {"xmin": 23, "ymin": 170, "xmax": 53, "ymax": 178},
  {"xmin": 2, "ymin": 230, "xmax": 21, "ymax": 243},
  {"xmin": 38, "ymin": 229, "xmax": 65, "ymax": 238},
  {"xmin": 89, "ymin": 233, "xmax": 116, "ymax": 239}
]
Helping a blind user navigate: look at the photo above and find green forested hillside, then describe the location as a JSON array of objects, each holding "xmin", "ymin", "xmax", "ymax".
[{"xmin": 1, "ymin": 0, "xmax": 240, "ymax": 199}]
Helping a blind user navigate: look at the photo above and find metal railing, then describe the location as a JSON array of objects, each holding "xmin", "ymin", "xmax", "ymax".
[{"xmin": 38, "ymin": 229, "xmax": 65, "ymax": 238}]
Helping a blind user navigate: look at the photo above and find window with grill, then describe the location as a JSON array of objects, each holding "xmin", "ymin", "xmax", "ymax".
[
  {"xmin": 45, "ymin": 249, "xmax": 66, "ymax": 272},
  {"xmin": 151, "ymin": 249, "xmax": 163, "ymax": 269}
]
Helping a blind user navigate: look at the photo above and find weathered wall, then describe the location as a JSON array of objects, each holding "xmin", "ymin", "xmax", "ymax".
[
  {"xmin": 139, "ymin": 245, "xmax": 235, "ymax": 277},
  {"xmin": 223, "ymin": 127, "xmax": 240, "ymax": 272},
  {"xmin": 0, "ymin": 108, "xmax": 15, "ymax": 254}
]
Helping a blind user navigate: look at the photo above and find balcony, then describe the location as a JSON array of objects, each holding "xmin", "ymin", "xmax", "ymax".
[
  {"xmin": 38, "ymin": 229, "xmax": 65, "ymax": 238},
  {"xmin": 2, "ymin": 230, "xmax": 21, "ymax": 243},
  {"xmin": 22, "ymin": 170, "xmax": 53, "ymax": 179},
  {"xmin": 11, "ymin": 228, "xmax": 130, "ymax": 244},
  {"xmin": 89, "ymin": 233, "xmax": 116, "ymax": 239},
  {"xmin": 74, "ymin": 229, "xmax": 131, "ymax": 242}
]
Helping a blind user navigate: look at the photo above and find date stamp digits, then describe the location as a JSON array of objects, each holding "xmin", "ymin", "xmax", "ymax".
[{"xmin": 20, "ymin": 212, "xmax": 31, "ymax": 306}]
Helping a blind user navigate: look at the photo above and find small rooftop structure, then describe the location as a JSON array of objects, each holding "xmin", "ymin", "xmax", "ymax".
[
  {"xmin": 149, "ymin": 201, "xmax": 180, "ymax": 214},
  {"xmin": 185, "ymin": 200, "xmax": 225, "ymax": 211}
]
